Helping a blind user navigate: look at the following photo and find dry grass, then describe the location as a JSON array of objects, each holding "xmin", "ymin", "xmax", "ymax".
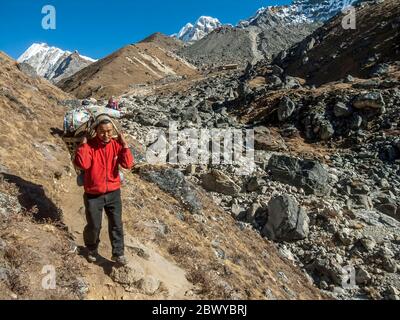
[
  {"xmin": 120, "ymin": 172, "xmax": 325, "ymax": 300},
  {"xmin": 0, "ymin": 181, "xmax": 86, "ymax": 300}
]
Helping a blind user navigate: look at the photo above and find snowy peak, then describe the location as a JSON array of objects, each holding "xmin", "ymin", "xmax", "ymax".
[
  {"xmin": 18, "ymin": 43, "xmax": 67, "ymax": 77},
  {"xmin": 291, "ymin": 0, "xmax": 360, "ymax": 22},
  {"xmin": 238, "ymin": 0, "xmax": 360, "ymax": 28},
  {"xmin": 176, "ymin": 23, "xmax": 194, "ymax": 40},
  {"xmin": 175, "ymin": 1, "xmax": 360, "ymax": 42},
  {"xmin": 175, "ymin": 16, "xmax": 223, "ymax": 42},
  {"xmin": 17, "ymin": 43, "xmax": 96, "ymax": 82}
]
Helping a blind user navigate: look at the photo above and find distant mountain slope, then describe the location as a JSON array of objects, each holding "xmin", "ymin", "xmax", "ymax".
[
  {"xmin": 139, "ymin": 32, "xmax": 186, "ymax": 52},
  {"xmin": 178, "ymin": 0, "xmax": 361, "ymax": 68},
  {"xmin": 57, "ymin": 33, "xmax": 198, "ymax": 99},
  {"xmin": 18, "ymin": 43, "xmax": 96, "ymax": 83}
]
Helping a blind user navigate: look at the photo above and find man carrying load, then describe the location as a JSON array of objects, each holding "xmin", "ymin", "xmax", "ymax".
[{"xmin": 74, "ymin": 115, "xmax": 134, "ymax": 266}]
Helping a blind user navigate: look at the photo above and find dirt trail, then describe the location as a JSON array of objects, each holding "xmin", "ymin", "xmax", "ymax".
[{"xmin": 58, "ymin": 175, "xmax": 195, "ymax": 300}]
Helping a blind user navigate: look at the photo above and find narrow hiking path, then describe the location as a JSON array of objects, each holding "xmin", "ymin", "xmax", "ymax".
[{"xmin": 58, "ymin": 173, "xmax": 196, "ymax": 300}]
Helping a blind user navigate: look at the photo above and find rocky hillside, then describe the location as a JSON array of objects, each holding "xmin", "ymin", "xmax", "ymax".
[
  {"xmin": 273, "ymin": 0, "xmax": 400, "ymax": 85},
  {"xmin": 178, "ymin": 9, "xmax": 319, "ymax": 68},
  {"xmin": 108, "ymin": 0, "xmax": 400, "ymax": 300},
  {"xmin": 57, "ymin": 34, "xmax": 199, "ymax": 99},
  {"xmin": 0, "ymin": 52, "xmax": 323, "ymax": 300},
  {"xmin": 18, "ymin": 43, "xmax": 95, "ymax": 83},
  {"xmin": 101, "ymin": 47, "xmax": 400, "ymax": 299},
  {"xmin": 178, "ymin": 0, "xmax": 363, "ymax": 68},
  {"xmin": 115, "ymin": 55, "xmax": 400, "ymax": 300},
  {"xmin": 178, "ymin": 26, "xmax": 265, "ymax": 68}
]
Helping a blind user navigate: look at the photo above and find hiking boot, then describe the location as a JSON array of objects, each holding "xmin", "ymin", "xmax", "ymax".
[
  {"xmin": 111, "ymin": 255, "xmax": 128, "ymax": 266},
  {"xmin": 87, "ymin": 250, "xmax": 98, "ymax": 263}
]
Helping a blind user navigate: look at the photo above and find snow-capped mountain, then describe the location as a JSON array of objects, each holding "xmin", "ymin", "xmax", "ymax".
[
  {"xmin": 174, "ymin": 16, "xmax": 224, "ymax": 42},
  {"xmin": 17, "ymin": 43, "xmax": 96, "ymax": 83},
  {"xmin": 238, "ymin": 0, "xmax": 360, "ymax": 28},
  {"xmin": 178, "ymin": 0, "xmax": 362, "ymax": 68},
  {"xmin": 291, "ymin": 0, "xmax": 360, "ymax": 22},
  {"xmin": 175, "ymin": 1, "xmax": 360, "ymax": 43}
]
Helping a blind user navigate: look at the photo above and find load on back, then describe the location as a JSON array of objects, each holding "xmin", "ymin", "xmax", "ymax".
[{"xmin": 62, "ymin": 103, "xmax": 123, "ymax": 179}]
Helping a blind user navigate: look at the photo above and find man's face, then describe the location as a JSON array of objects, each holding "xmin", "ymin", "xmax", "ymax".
[{"xmin": 96, "ymin": 123, "xmax": 114, "ymax": 143}]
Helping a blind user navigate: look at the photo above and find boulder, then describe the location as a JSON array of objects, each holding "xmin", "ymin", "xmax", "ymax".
[
  {"xmin": 267, "ymin": 155, "xmax": 331, "ymax": 195},
  {"xmin": 140, "ymin": 276, "xmax": 161, "ymax": 295},
  {"xmin": 278, "ymin": 96, "xmax": 296, "ymax": 121},
  {"xmin": 284, "ymin": 76, "xmax": 302, "ymax": 89},
  {"xmin": 201, "ymin": 170, "xmax": 241, "ymax": 196},
  {"xmin": 254, "ymin": 126, "xmax": 288, "ymax": 152},
  {"xmin": 347, "ymin": 195, "xmax": 373, "ymax": 210},
  {"xmin": 140, "ymin": 167, "xmax": 203, "ymax": 214},
  {"xmin": 375, "ymin": 202, "xmax": 398, "ymax": 218},
  {"xmin": 306, "ymin": 257, "xmax": 347, "ymax": 287},
  {"xmin": 370, "ymin": 63, "xmax": 390, "ymax": 77},
  {"xmin": 344, "ymin": 75, "xmax": 355, "ymax": 83},
  {"xmin": 350, "ymin": 114, "xmax": 363, "ymax": 129},
  {"xmin": 261, "ymin": 195, "xmax": 309, "ymax": 241},
  {"xmin": 319, "ymin": 121, "xmax": 335, "ymax": 140},
  {"xmin": 180, "ymin": 106, "xmax": 200, "ymax": 124},
  {"xmin": 246, "ymin": 176, "xmax": 266, "ymax": 192},
  {"xmin": 110, "ymin": 262, "xmax": 145, "ymax": 290},
  {"xmin": 333, "ymin": 102, "xmax": 352, "ymax": 117},
  {"xmin": 353, "ymin": 92, "xmax": 385, "ymax": 113},
  {"xmin": 266, "ymin": 75, "xmax": 283, "ymax": 87},
  {"xmin": 231, "ymin": 203, "xmax": 245, "ymax": 219}
]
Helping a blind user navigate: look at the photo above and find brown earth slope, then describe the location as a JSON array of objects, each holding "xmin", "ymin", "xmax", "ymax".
[
  {"xmin": 139, "ymin": 32, "xmax": 186, "ymax": 52},
  {"xmin": 0, "ymin": 51, "xmax": 85, "ymax": 299},
  {"xmin": 57, "ymin": 34, "xmax": 198, "ymax": 99},
  {"xmin": 0, "ymin": 51, "xmax": 323, "ymax": 300}
]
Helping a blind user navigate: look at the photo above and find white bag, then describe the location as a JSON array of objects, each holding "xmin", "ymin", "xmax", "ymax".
[{"xmin": 63, "ymin": 105, "xmax": 121, "ymax": 135}]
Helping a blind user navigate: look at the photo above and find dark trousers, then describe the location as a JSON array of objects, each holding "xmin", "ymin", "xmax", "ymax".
[{"xmin": 83, "ymin": 189, "xmax": 124, "ymax": 256}]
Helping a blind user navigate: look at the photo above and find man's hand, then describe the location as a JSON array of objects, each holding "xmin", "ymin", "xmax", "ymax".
[{"xmin": 118, "ymin": 132, "xmax": 129, "ymax": 149}]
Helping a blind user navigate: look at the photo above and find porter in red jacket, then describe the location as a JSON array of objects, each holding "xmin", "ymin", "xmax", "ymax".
[
  {"xmin": 75, "ymin": 135, "xmax": 134, "ymax": 194},
  {"xmin": 74, "ymin": 117, "xmax": 134, "ymax": 265}
]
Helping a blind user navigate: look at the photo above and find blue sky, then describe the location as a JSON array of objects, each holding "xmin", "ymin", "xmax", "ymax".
[{"xmin": 1, "ymin": 0, "xmax": 291, "ymax": 60}]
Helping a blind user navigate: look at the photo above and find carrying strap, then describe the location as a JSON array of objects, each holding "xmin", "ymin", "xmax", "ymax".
[{"xmin": 90, "ymin": 114, "xmax": 120, "ymax": 136}]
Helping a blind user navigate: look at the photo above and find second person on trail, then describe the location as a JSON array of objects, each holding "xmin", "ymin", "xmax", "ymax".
[
  {"xmin": 106, "ymin": 96, "xmax": 121, "ymax": 111},
  {"xmin": 74, "ymin": 116, "xmax": 134, "ymax": 266}
]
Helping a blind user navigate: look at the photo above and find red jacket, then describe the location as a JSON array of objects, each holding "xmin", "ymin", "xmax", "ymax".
[{"xmin": 74, "ymin": 136, "xmax": 134, "ymax": 195}]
